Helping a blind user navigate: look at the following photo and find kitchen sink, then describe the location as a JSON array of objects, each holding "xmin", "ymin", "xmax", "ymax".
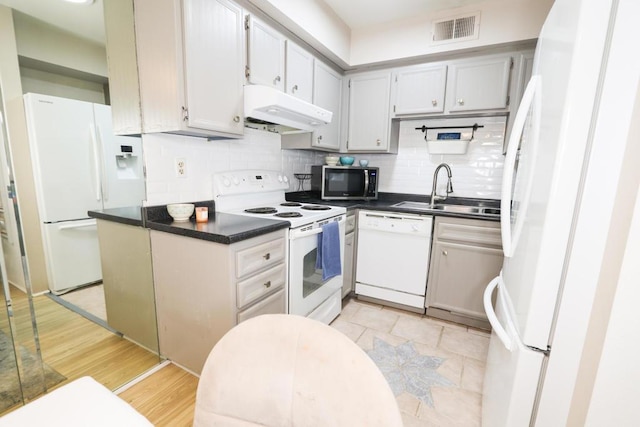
[{"xmin": 391, "ymin": 201, "xmax": 500, "ymax": 217}]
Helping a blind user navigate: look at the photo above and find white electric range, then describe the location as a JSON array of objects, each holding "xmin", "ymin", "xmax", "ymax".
[{"xmin": 213, "ymin": 170, "xmax": 346, "ymax": 324}]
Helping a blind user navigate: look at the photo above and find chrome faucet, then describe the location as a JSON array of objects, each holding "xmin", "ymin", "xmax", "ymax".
[{"xmin": 430, "ymin": 163, "xmax": 454, "ymax": 207}]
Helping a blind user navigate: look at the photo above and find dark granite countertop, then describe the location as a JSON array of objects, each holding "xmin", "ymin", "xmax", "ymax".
[
  {"xmin": 88, "ymin": 206, "xmax": 144, "ymax": 227},
  {"xmin": 286, "ymin": 191, "xmax": 501, "ymax": 222},
  {"xmin": 145, "ymin": 212, "xmax": 290, "ymax": 244},
  {"xmin": 88, "ymin": 192, "xmax": 499, "ymax": 246},
  {"xmin": 90, "ymin": 201, "xmax": 289, "ymax": 244}
]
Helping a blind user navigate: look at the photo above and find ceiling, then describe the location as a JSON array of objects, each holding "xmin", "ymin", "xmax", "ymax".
[{"xmin": 0, "ymin": 0, "xmax": 488, "ymax": 46}]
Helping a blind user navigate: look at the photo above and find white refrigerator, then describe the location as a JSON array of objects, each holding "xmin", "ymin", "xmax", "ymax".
[
  {"xmin": 24, "ymin": 93, "xmax": 144, "ymax": 294},
  {"xmin": 482, "ymin": 0, "xmax": 640, "ymax": 425}
]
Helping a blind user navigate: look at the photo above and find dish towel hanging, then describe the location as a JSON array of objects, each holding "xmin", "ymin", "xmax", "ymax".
[{"xmin": 316, "ymin": 221, "xmax": 341, "ymax": 281}]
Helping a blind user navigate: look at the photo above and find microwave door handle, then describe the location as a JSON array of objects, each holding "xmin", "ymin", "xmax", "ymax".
[{"xmin": 363, "ymin": 170, "xmax": 369, "ymax": 197}]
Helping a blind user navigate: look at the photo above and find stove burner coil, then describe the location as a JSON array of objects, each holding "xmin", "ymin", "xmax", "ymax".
[
  {"xmin": 301, "ymin": 205, "xmax": 331, "ymax": 211},
  {"xmin": 244, "ymin": 207, "xmax": 278, "ymax": 214},
  {"xmin": 280, "ymin": 202, "xmax": 302, "ymax": 207},
  {"xmin": 274, "ymin": 212, "xmax": 303, "ymax": 218}
]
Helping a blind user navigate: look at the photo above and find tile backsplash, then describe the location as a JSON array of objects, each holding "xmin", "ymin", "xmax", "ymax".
[{"xmin": 142, "ymin": 117, "xmax": 506, "ymax": 205}]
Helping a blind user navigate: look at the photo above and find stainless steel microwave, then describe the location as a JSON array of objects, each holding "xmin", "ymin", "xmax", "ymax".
[{"xmin": 310, "ymin": 165, "xmax": 379, "ymax": 200}]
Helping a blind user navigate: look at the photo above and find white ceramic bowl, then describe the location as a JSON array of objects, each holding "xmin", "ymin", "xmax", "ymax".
[
  {"xmin": 167, "ymin": 203, "xmax": 195, "ymax": 222},
  {"xmin": 359, "ymin": 159, "xmax": 369, "ymax": 167},
  {"xmin": 325, "ymin": 156, "xmax": 339, "ymax": 166}
]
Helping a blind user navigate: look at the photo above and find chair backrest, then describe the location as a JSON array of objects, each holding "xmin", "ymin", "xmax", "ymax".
[{"xmin": 193, "ymin": 314, "xmax": 403, "ymax": 427}]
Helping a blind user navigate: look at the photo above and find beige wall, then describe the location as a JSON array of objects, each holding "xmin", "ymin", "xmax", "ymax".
[
  {"xmin": 0, "ymin": 5, "xmax": 48, "ymax": 293},
  {"xmin": 13, "ymin": 11, "xmax": 108, "ymax": 78}
]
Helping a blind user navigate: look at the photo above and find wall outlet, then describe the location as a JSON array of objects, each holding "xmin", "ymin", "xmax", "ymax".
[{"xmin": 175, "ymin": 158, "xmax": 187, "ymax": 178}]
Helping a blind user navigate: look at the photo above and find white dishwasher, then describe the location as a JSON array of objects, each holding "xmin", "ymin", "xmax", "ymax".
[{"xmin": 355, "ymin": 210, "xmax": 433, "ymax": 309}]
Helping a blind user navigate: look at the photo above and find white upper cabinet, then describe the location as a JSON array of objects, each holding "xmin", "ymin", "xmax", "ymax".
[
  {"xmin": 392, "ymin": 64, "xmax": 447, "ymax": 116},
  {"xmin": 182, "ymin": 0, "xmax": 244, "ymax": 135},
  {"xmin": 107, "ymin": 0, "xmax": 244, "ymax": 137},
  {"xmin": 246, "ymin": 15, "xmax": 285, "ymax": 90},
  {"xmin": 347, "ymin": 71, "xmax": 392, "ymax": 152},
  {"xmin": 312, "ymin": 61, "xmax": 341, "ymax": 150},
  {"xmin": 280, "ymin": 60, "xmax": 342, "ymax": 151},
  {"xmin": 446, "ymin": 55, "xmax": 513, "ymax": 113},
  {"xmin": 285, "ymin": 41, "xmax": 314, "ymax": 103}
]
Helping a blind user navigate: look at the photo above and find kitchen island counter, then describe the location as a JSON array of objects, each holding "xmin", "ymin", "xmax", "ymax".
[
  {"xmin": 145, "ymin": 212, "xmax": 290, "ymax": 245},
  {"xmin": 88, "ymin": 206, "xmax": 144, "ymax": 227},
  {"xmin": 89, "ymin": 202, "xmax": 291, "ymax": 244}
]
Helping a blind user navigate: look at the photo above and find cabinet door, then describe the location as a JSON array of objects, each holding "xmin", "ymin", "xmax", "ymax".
[
  {"xmin": 247, "ymin": 15, "xmax": 285, "ymax": 90},
  {"xmin": 183, "ymin": 0, "xmax": 244, "ymax": 134},
  {"xmin": 428, "ymin": 241, "xmax": 503, "ymax": 320},
  {"xmin": 447, "ymin": 56, "xmax": 512, "ymax": 113},
  {"xmin": 285, "ymin": 40, "xmax": 313, "ymax": 103},
  {"xmin": 393, "ymin": 64, "xmax": 447, "ymax": 116},
  {"xmin": 347, "ymin": 72, "xmax": 392, "ymax": 151},
  {"xmin": 342, "ymin": 231, "xmax": 355, "ymax": 298},
  {"xmin": 312, "ymin": 61, "xmax": 342, "ymax": 150}
]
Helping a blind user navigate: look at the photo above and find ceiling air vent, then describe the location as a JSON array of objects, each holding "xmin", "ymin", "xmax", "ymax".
[{"xmin": 432, "ymin": 12, "xmax": 480, "ymax": 45}]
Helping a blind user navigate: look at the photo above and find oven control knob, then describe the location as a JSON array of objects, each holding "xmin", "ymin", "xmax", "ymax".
[
  {"xmin": 277, "ymin": 175, "xmax": 283, "ymax": 183},
  {"xmin": 232, "ymin": 176, "xmax": 240, "ymax": 185},
  {"xmin": 222, "ymin": 177, "xmax": 231, "ymax": 187},
  {"xmin": 283, "ymin": 175, "xmax": 289, "ymax": 183}
]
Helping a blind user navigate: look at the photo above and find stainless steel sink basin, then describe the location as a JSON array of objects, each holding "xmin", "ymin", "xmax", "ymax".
[{"xmin": 391, "ymin": 201, "xmax": 500, "ymax": 216}]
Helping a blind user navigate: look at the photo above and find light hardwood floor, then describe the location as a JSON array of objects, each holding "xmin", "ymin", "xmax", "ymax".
[
  {"xmin": 5, "ymin": 288, "xmax": 160, "ymax": 391},
  {"xmin": 119, "ymin": 363, "xmax": 198, "ymax": 426}
]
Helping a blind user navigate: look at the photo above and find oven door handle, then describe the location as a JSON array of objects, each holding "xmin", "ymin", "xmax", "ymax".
[{"xmin": 290, "ymin": 216, "xmax": 345, "ymax": 240}]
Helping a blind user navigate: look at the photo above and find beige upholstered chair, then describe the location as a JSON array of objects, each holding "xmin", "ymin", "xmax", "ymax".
[{"xmin": 194, "ymin": 314, "xmax": 403, "ymax": 427}]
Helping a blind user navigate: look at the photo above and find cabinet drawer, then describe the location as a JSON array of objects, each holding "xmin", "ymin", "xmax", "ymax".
[
  {"xmin": 236, "ymin": 237, "xmax": 286, "ymax": 278},
  {"xmin": 236, "ymin": 262, "xmax": 286, "ymax": 309},
  {"xmin": 237, "ymin": 288, "xmax": 286, "ymax": 323},
  {"xmin": 435, "ymin": 220, "xmax": 501, "ymax": 248}
]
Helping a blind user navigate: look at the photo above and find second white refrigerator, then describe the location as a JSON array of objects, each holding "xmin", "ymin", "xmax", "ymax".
[{"xmin": 24, "ymin": 93, "xmax": 144, "ymax": 293}]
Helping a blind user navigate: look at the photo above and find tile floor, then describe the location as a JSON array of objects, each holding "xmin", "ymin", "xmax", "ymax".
[
  {"xmin": 330, "ymin": 297, "xmax": 490, "ymax": 427},
  {"xmin": 58, "ymin": 284, "xmax": 107, "ymax": 321}
]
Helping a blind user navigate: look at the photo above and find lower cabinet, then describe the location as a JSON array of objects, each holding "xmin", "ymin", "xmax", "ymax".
[
  {"xmin": 151, "ymin": 229, "xmax": 287, "ymax": 374},
  {"xmin": 342, "ymin": 211, "xmax": 356, "ymax": 298},
  {"xmin": 426, "ymin": 216, "xmax": 503, "ymax": 329},
  {"xmin": 96, "ymin": 219, "xmax": 158, "ymax": 353}
]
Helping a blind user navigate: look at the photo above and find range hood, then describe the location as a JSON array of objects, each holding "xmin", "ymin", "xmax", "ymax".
[{"xmin": 244, "ymin": 85, "xmax": 332, "ymax": 133}]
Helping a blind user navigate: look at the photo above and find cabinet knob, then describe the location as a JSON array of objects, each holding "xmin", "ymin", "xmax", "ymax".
[
  {"xmin": 376, "ymin": 139, "xmax": 381, "ymax": 146},
  {"xmin": 233, "ymin": 115, "xmax": 240, "ymax": 123},
  {"xmin": 264, "ymin": 281, "xmax": 271, "ymax": 288},
  {"xmin": 432, "ymin": 99, "xmax": 438, "ymax": 106},
  {"xmin": 317, "ymin": 135, "xmax": 323, "ymax": 141},
  {"xmin": 442, "ymin": 250, "xmax": 448, "ymax": 256},
  {"xmin": 457, "ymin": 99, "xmax": 464, "ymax": 105},
  {"xmin": 263, "ymin": 253, "xmax": 271, "ymax": 260},
  {"xmin": 274, "ymin": 75, "xmax": 281, "ymax": 84},
  {"xmin": 292, "ymin": 84, "xmax": 298, "ymax": 92}
]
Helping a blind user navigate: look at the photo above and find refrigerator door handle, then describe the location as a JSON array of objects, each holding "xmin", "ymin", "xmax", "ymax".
[
  {"xmin": 57, "ymin": 221, "xmax": 97, "ymax": 231},
  {"xmin": 501, "ymin": 76, "xmax": 539, "ymax": 257},
  {"xmin": 95, "ymin": 125, "xmax": 108, "ymax": 203},
  {"xmin": 483, "ymin": 274, "xmax": 513, "ymax": 351},
  {"xmin": 89, "ymin": 124, "xmax": 102, "ymax": 202}
]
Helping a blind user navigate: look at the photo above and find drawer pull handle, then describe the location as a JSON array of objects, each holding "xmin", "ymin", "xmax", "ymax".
[
  {"xmin": 442, "ymin": 250, "xmax": 448, "ymax": 256},
  {"xmin": 263, "ymin": 253, "xmax": 271, "ymax": 260},
  {"xmin": 264, "ymin": 281, "xmax": 271, "ymax": 288}
]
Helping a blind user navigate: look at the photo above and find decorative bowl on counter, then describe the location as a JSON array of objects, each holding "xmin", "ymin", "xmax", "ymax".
[
  {"xmin": 167, "ymin": 203, "xmax": 195, "ymax": 222},
  {"xmin": 359, "ymin": 159, "xmax": 369, "ymax": 167},
  {"xmin": 339, "ymin": 156, "xmax": 355, "ymax": 166},
  {"xmin": 325, "ymin": 156, "xmax": 339, "ymax": 166}
]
